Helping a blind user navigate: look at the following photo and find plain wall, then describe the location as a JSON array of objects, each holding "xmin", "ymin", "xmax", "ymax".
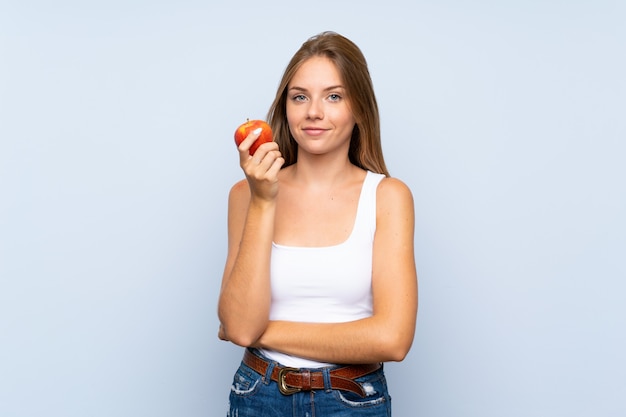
[{"xmin": 1, "ymin": 1, "xmax": 624, "ymax": 416}]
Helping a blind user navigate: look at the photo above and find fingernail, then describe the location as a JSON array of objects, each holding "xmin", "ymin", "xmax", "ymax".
[{"xmin": 252, "ymin": 127, "xmax": 262, "ymax": 135}]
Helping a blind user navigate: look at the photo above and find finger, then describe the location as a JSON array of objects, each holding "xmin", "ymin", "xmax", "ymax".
[
  {"xmin": 237, "ymin": 127, "xmax": 263, "ymax": 162},
  {"xmin": 266, "ymin": 155, "xmax": 285, "ymax": 177},
  {"xmin": 242, "ymin": 142, "xmax": 280, "ymax": 171},
  {"xmin": 253, "ymin": 142, "xmax": 280, "ymax": 163},
  {"xmin": 249, "ymin": 150, "xmax": 283, "ymax": 179}
]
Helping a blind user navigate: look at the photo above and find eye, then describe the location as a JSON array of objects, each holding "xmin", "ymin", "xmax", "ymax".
[
  {"xmin": 292, "ymin": 94, "xmax": 307, "ymax": 102},
  {"xmin": 328, "ymin": 93, "xmax": 342, "ymax": 102}
]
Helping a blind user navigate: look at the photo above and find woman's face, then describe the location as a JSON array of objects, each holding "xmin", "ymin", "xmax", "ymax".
[{"xmin": 286, "ymin": 56, "xmax": 356, "ymax": 157}]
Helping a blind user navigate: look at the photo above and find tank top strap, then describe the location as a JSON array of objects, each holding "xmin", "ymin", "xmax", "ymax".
[{"xmin": 351, "ymin": 171, "xmax": 385, "ymax": 242}]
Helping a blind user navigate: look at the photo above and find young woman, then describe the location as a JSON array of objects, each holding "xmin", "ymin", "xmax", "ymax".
[{"xmin": 218, "ymin": 31, "xmax": 418, "ymax": 416}]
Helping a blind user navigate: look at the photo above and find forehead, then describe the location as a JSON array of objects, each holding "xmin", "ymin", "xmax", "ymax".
[{"xmin": 289, "ymin": 56, "xmax": 343, "ymax": 88}]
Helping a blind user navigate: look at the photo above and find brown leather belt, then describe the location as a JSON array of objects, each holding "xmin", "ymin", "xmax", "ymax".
[{"xmin": 243, "ymin": 349, "xmax": 381, "ymax": 397}]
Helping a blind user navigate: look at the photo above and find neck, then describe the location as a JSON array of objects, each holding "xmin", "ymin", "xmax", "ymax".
[{"xmin": 288, "ymin": 154, "xmax": 360, "ymax": 188}]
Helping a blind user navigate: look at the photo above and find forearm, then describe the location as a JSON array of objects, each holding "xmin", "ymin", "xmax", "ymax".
[
  {"xmin": 255, "ymin": 315, "xmax": 414, "ymax": 364},
  {"xmin": 218, "ymin": 198, "xmax": 275, "ymax": 346}
]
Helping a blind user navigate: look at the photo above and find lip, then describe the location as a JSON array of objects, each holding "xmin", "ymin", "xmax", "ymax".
[{"xmin": 302, "ymin": 127, "xmax": 328, "ymax": 136}]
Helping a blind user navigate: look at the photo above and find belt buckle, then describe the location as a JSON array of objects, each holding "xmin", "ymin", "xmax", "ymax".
[{"xmin": 277, "ymin": 367, "xmax": 301, "ymax": 395}]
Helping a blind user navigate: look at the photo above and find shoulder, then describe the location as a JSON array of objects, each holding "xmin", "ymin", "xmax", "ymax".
[
  {"xmin": 375, "ymin": 177, "xmax": 415, "ymax": 238},
  {"xmin": 375, "ymin": 176, "xmax": 415, "ymax": 223},
  {"xmin": 230, "ymin": 178, "xmax": 249, "ymax": 195},
  {"xmin": 228, "ymin": 179, "xmax": 250, "ymax": 208},
  {"xmin": 376, "ymin": 177, "xmax": 414, "ymax": 206}
]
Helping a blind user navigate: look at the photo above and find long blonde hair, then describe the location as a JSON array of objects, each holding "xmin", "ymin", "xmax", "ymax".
[{"xmin": 267, "ymin": 31, "xmax": 389, "ymax": 176}]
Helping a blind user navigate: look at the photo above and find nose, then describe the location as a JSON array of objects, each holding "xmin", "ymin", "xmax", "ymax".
[{"xmin": 306, "ymin": 99, "xmax": 324, "ymax": 120}]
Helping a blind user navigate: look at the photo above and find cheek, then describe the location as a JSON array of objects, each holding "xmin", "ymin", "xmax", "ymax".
[
  {"xmin": 330, "ymin": 104, "xmax": 355, "ymax": 128},
  {"xmin": 285, "ymin": 105, "xmax": 295, "ymax": 124},
  {"xmin": 285, "ymin": 106, "xmax": 302, "ymax": 134},
  {"xmin": 285, "ymin": 115, "xmax": 296, "ymax": 136},
  {"xmin": 337, "ymin": 113, "xmax": 356, "ymax": 132},
  {"xmin": 284, "ymin": 113, "xmax": 298, "ymax": 141},
  {"xmin": 286, "ymin": 102, "xmax": 300, "ymax": 121}
]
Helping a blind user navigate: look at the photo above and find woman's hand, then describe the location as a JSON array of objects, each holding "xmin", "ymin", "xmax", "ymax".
[
  {"xmin": 238, "ymin": 127, "xmax": 284, "ymax": 201},
  {"xmin": 218, "ymin": 324, "xmax": 229, "ymax": 341}
]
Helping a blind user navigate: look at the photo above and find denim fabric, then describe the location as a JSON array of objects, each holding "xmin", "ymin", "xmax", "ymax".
[{"xmin": 227, "ymin": 350, "xmax": 392, "ymax": 416}]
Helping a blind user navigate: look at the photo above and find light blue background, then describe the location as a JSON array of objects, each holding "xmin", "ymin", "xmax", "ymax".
[{"xmin": 1, "ymin": 1, "xmax": 624, "ymax": 416}]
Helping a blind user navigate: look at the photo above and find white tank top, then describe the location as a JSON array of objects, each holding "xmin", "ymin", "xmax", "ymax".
[{"xmin": 259, "ymin": 171, "xmax": 385, "ymax": 368}]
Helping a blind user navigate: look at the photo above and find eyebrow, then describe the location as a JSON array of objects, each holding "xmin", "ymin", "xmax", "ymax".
[{"xmin": 288, "ymin": 85, "xmax": 345, "ymax": 92}]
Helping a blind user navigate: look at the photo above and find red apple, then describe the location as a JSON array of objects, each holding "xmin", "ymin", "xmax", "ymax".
[{"xmin": 234, "ymin": 119, "xmax": 273, "ymax": 156}]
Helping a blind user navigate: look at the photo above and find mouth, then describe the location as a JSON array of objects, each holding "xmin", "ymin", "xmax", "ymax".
[{"xmin": 302, "ymin": 127, "xmax": 328, "ymax": 136}]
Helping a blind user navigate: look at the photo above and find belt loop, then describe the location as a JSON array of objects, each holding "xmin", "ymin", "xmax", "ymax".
[
  {"xmin": 322, "ymin": 367, "xmax": 332, "ymax": 393},
  {"xmin": 251, "ymin": 349, "xmax": 275, "ymax": 385},
  {"xmin": 264, "ymin": 362, "xmax": 275, "ymax": 386}
]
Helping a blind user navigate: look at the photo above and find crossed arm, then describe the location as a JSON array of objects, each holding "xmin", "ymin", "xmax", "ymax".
[{"xmin": 218, "ymin": 176, "xmax": 418, "ymax": 364}]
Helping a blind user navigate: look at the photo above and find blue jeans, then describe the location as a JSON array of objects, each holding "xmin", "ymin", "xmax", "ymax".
[{"xmin": 227, "ymin": 349, "xmax": 392, "ymax": 416}]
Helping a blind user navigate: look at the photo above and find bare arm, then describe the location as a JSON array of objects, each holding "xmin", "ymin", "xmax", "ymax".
[
  {"xmin": 217, "ymin": 129, "xmax": 284, "ymax": 347},
  {"xmin": 254, "ymin": 177, "xmax": 418, "ymax": 363}
]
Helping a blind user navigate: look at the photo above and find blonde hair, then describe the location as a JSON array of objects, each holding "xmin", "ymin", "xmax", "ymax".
[{"xmin": 267, "ymin": 31, "xmax": 389, "ymax": 176}]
